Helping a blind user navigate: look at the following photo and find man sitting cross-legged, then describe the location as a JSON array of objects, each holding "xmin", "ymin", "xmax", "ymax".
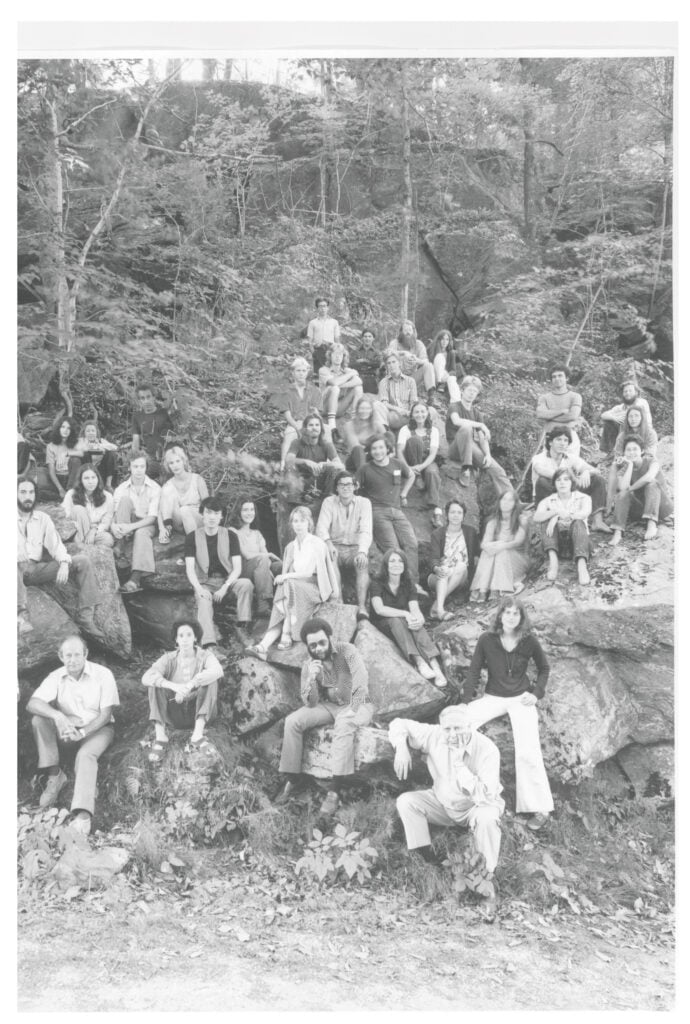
[
  {"xmin": 445, "ymin": 375, "xmax": 511, "ymax": 495},
  {"xmin": 531, "ymin": 426, "xmax": 611, "ymax": 533},
  {"xmin": 27, "ymin": 635, "xmax": 120, "ymax": 835},
  {"xmin": 274, "ymin": 618, "xmax": 375, "ymax": 816},
  {"xmin": 185, "ymin": 496, "xmax": 254, "ymax": 647},
  {"xmin": 316, "ymin": 471, "xmax": 373, "ymax": 622},
  {"xmin": 111, "ymin": 452, "xmax": 161, "ymax": 593}
]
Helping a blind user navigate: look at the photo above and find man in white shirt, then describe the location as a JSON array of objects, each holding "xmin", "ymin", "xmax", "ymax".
[
  {"xmin": 600, "ymin": 380, "xmax": 653, "ymax": 452},
  {"xmin": 316, "ymin": 471, "xmax": 373, "ymax": 620},
  {"xmin": 111, "ymin": 452, "xmax": 162, "ymax": 593},
  {"xmin": 531, "ymin": 427, "xmax": 611, "ymax": 532},
  {"xmin": 26, "ymin": 635, "xmax": 120, "ymax": 834},
  {"xmin": 307, "ymin": 297, "xmax": 341, "ymax": 371}
]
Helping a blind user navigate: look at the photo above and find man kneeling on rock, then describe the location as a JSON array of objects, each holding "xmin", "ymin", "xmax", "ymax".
[
  {"xmin": 26, "ymin": 635, "xmax": 120, "ymax": 834},
  {"xmin": 389, "ymin": 705, "xmax": 504, "ymax": 897},
  {"xmin": 275, "ymin": 617, "xmax": 375, "ymax": 816}
]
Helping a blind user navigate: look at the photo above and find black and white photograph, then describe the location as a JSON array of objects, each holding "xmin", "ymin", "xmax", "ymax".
[{"xmin": 15, "ymin": 20, "xmax": 676, "ymax": 1013}]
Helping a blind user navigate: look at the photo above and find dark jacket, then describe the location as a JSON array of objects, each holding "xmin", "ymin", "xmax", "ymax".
[{"xmin": 429, "ymin": 524, "xmax": 479, "ymax": 583}]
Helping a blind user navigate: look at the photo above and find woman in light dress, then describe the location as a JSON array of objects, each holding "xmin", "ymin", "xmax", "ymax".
[
  {"xmin": 158, "ymin": 446, "xmax": 209, "ymax": 542},
  {"xmin": 470, "ymin": 489, "xmax": 530, "ymax": 602}
]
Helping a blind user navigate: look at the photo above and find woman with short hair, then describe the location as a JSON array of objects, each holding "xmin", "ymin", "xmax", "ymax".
[{"xmin": 158, "ymin": 446, "xmax": 209, "ymax": 543}]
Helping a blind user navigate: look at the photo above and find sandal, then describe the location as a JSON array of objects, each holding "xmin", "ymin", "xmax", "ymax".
[
  {"xmin": 277, "ymin": 638, "xmax": 293, "ymax": 650},
  {"xmin": 158, "ymin": 535, "xmax": 170, "ymax": 545},
  {"xmin": 147, "ymin": 740, "xmax": 169, "ymax": 764},
  {"xmin": 246, "ymin": 643, "xmax": 268, "ymax": 661},
  {"xmin": 186, "ymin": 737, "xmax": 213, "ymax": 754},
  {"xmin": 120, "ymin": 580, "xmax": 142, "ymax": 594}
]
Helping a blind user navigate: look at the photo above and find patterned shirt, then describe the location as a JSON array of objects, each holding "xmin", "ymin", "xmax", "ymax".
[
  {"xmin": 378, "ymin": 373, "xmax": 418, "ymax": 413},
  {"xmin": 300, "ymin": 640, "xmax": 369, "ymax": 711}
]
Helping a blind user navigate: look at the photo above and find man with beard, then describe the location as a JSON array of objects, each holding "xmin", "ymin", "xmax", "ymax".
[
  {"xmin": 600, "ymin": 380, "xmax": 653, "ymax": 453},
  {"xmin": 17, "ymin": 479, "xmax": 105, "ymax": 640},
  {"xmin": 285, "ymin": 412, "xmax": 344, "ymax": 500},
  {"xmin": 390, "ymin": 705, "xmax": 504, "ymax": 906},
  {"xmin": 535, "ymin": 365, "xmax": 583, "ymax": 457},
  {"xmin": 274, "ymin": 618, "xmax": 374, "ymax": 816}
]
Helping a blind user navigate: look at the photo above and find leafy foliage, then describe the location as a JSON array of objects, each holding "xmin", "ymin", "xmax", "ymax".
[{"xmin": 295, "ymin": 825, "xmax": 378, "ymax": 886}]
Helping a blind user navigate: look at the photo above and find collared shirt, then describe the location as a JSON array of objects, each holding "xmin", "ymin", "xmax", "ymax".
[
  {"xmin": 17, "ymin": 509, "xmax": 69, "ymax": 565},
  {"xmin": 301, "ymin": 640, "xmax": 369, "ymax": 711},
  {"xmin": 388, "ymin": 719, "xmax": 504, "ymax": 816},
  {"xmin": 316, "ymin": 495, "xmax": 373, "ymax": 554},
  {"xmin": 307, "ymin": 316, "xmax": 340, "ymax": 346},
  {"xmin": 531, "ymin": 451, "xmax": 589, "ymax": 480},
  {"xmin": 604, "ymin": 398, "xmax": 652, "ymax": 425},
  {"xmin": 31, "ymin": 660, "xmax": 120, "ymax": 727},
  {"xmin": 535, "ymin": 490, "xmax": 592, "ymax": 529},
  {"xmin": 377, "ymin": 373, "xmax": 418, "ymax": 413},
  {"xmin": 112, "ymin": 475, "xmax": 161, "ymax": 518},
  {"xmin": 276, "ymin": 382, "xmax": 323, "ymax": 420}
]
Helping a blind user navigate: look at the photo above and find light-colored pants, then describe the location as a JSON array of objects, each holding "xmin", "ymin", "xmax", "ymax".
[
  {"xmin": 432, "ymin": 356, "xmax": 461, "ymax": 402},
  {"xmin": 279, "ymin": 702, "xmax": 375, "ymax": 776},
  {"xmin": 113, "ymin": 495, "xmax": 156, "ymax": 574},
  {"xmin": 465, "ymin": 694, "xmax": 554, "ymax": 814},
  {"xmin": 160, "ymin": 505, "xmax": 203, "ymax": 536},
  {"xmin": 32, "ymin": 716, "xmax": 114, "ymax": 815},
  {"xmin": 70, "ymin": 506, "xmax": 115, "ymax": 547},
  {"xmin": 195, "ymin": 575, "xmax": 255, "ymax": 643},
  {"xmin": 396, "ymin": 788, "xmax": 502, "ymax": 872},
  {"xmin": 17, "ymin": 554, "xmax": 100, "ymax": 613}
]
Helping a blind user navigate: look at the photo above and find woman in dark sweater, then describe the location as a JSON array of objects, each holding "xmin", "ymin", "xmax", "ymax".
[{"xmin": 461, "ymin": 597, "xmax": 553, "ymax": 831}]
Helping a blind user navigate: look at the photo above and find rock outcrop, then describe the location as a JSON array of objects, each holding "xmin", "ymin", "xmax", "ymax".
[{"xmin": 18, "ymin": 588, "xmax": 79, "ymax": 674}]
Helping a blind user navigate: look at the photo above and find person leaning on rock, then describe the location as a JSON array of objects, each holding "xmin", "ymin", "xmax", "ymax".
[
  {"xmin": 26, "ymin": 635, "xmax": 120, "ymax": 834},
  {"xmin": 17, "ymin": 478, "xmax": 106, "ymax": 640},
  {"xmin": 316, "ymin": 470, "xmax": 373, "ymax": 622},
  {"xmin": 274, "ymin": 617, "xmax": 375, "ymax": 816}
]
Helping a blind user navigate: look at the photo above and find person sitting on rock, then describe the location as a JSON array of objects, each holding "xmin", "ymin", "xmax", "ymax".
[
  {"xmin": 276, "ymin": 356, "xmax": 323, "ymax": 472},
  {"xmin": 342, "ymin": 396, "xmax": 390, "ymax": 472},
  {"xmin": 377, "ymin": 352, "xmax": 419, "ymax": 432},
  {"xmin": 370, "ymin": 548, "xmax": 447, "ymax": 688},
  {"xmin": 531, "ymin": 426, "xmax": 611, "ymax": 533},
  {"xmin": 385, "ymin": 320, "xmax": 436, "ymax": 403},
  {"xmin": 231, "ymin": 498, "xmax": 283, "ymax": 619},
  {"xmin": 428, "ymin": 499, "xmax": 479, "ymax": 620},
  {"xmin": 316, "ymin": 470, "xmax": 373, "ymax": 622},
  {"xmin": 18, "ymin": 430, "xmax": 35, "ymax": 481},
  {"xmin": 307, "ymin": 297, "xmax": 341, "ymax": 371},
  {"xmin": 470, "ymin": 489, "xmax": 529, "ymax": 602},
  {"xmin": 318, "ymin": 342, "xmax": 364, "ymax": 438},
  {"xmin": 131, "ymin": 384, "xmax": 176, "ymax": 481},
  {"xmin": 111, "ymin": 452, "xmax": 161, "ymax": 594},
  {"xmin": 45, "ymin": 415, "xmax": 82, "ymax": 499},
  {"xmin": 396, "ymin": 399, "xmax": 444, "ymax": 527},
  {"xmin": 141, "ymin": 618, "xmax": 224, "ymax": 761},
  {"xmin": 247, "ymin": 506, "xmax": 339, "ymax": 658},
  {"xmin": 446, "ymin": 375, "xmax": 512, "ymax": 495},
  {"xmin": 600, "ymin": 379, "xmax": 652, "ymax": 453},
  {"xmin": 461, "ymin": 597, "xmax": 553, "ymax": 832},
  {"xmin": 389, "ymin": 704, "xmax": 504, "ymax": 908},
  {"xmin": 17, "ymin": 479, "xmax": 105, "ymax": 640},
  {"xmin": 533, "ymin": 467, "xmax": 593, "ymax": 585},
  {"xmin": 612, "ymin": 406, "xmax": 658, "ymax": 459},
  {"xmin": 26, "ymin": 634, "xmax": 119, "ymax": 833},
  {"xmin": 351, "ymin": 328, "xmax": 383, "ymax": 395},
  {"xmin": 607, "ymin": 434, "xmax": 673, "ymax": 547},
  {"xmin": 285, "ymin": 412, "xmax": 344, "ymax": 503},
  {"xmin": 355, "ymin": 434, "xmax": 423, "ymax": 592},
  {"xmin": 75, "ymin": 420, "xmax": 118, "ymax": 491},
  {"xmin": 158, "ymin": 446, "xmax": 209, "ymax": 543},
  {"xmin": 427, "ymin": 329, "xmax": 463, "ymax": 402},
  {"xmin": 185, "ymin": 496, "xmax": 254, "ymax": 647},
  {"xmin": 535, "ymin": 364, "xmax": 582, "ymax": 457},
  {"xmin": 274, "ymin": 617, "xmax": 374, "ymax": 816},
  {"xmin": 62, "ymin": 465, "xmax": 115, "ymax": 548}
]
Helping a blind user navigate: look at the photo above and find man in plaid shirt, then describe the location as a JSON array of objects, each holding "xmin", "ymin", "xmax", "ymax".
[{"xmin": 377, "ymin": 353, "xmax": 418, "ymax": 431}]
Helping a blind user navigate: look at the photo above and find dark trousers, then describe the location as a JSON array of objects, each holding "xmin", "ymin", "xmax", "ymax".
[
  {"xmin": 372, "ymin": 506, "xmax": 419, "ymax": 583},
  {"xmin": 535, "ymin": 473, "xmax": 607, "ymax": 515},
  {"xmin": 378, "ymin": 617, "xmax": 439, "ymax": 663},
  {"xmin": 611, "ymin": 482, "xmax": 672, "ymax": 531},
  {"xmin": 404, "ymin": 436, "xmax": 442, "ymax": 507},
  {"xmin": 148, "ymin": 681, "xmax": 218, "ymax": 729},
  {"xmin": 17, "ymin": 554, "xmax": 101, "ymax": 613},
  {"xmin": 540, "ymin": 520, "xmax": 590, "ymax": 561}
]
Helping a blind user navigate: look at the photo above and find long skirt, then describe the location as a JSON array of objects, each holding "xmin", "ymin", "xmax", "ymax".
[
  {"xmin": 470, "ymin": 547, "xmax": 530, "ymax": 598},
  {"xmin": 268, "ymin": 577, "xmax": 322, "ymax": 641}
]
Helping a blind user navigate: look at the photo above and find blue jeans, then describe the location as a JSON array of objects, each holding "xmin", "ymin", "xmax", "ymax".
[{"xmin": 371, "ymin": 506, "xmax": 419, "ymax": 582}]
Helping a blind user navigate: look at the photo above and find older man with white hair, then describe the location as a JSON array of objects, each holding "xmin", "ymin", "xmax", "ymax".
[{"xmin": 389, "ymin": 705, "xmax": 504, "ymax": 879}]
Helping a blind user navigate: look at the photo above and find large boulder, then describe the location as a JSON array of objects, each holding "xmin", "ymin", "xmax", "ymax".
[
  {"xmin": 232, "ymin": 657, "xmax": 301, "ymax": 734},
  {"xmin": 301, "ymin": 724, "xmax": 395, "ymax": 778},
  {"xmin": 124, "ymin": 590, "xmax": 197, "ymax": 646},
  {"xmin": 615, "ymin": 742, "xmax": 674, "ymax": 799},
  {"xmin": 18, "ymin": 588, "xmax": 79, "ymax": 674},
  {"xmin": 266, "ymin": 600, "xmax": 358, "ymax": 670},
  {"xmin": 354, "ymin": 621, "xmax": 446, "ymax": 721}
]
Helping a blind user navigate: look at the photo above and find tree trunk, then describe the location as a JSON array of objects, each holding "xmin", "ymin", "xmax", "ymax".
[
  {"xmin": 224, "ymin": 60, "xmax": 234, "ymax": 82},
  {"xmin": 202, "ymin": 59, "xmax": 217, "ymax": 82},
  {"xmin": 46, "ymin": 99, "xmax": 75, "ymax": 352},
  {"xmin": 318, "ymin": 59, "xmax": 335, "ymax": 229},
  {"xmin": 400, "ymin": 65, "xmax": 412, "ymax": 322},
  {"xmin": 523, "ymin": 120, "xmax": 537, "ymax": 245}
]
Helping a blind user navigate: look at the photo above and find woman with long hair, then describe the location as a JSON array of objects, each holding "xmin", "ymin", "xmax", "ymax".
[
  {"xmin": 62, "ymin": 464, "xmax": 114, "ymax": 547},
  {"xmin": 75, "ymin": 420, "xmax": 118, "ymax": 490},
  {"xmin": 318, "ymin": 342, "xmax": 363, "ymax": 437},
  {"xmin": 246, "ymin": 505, "xmax": 339, "ymax": 658},
  {"xmin": 461, "ymin": 596, "xmax": 553, "ymax": 831},
  {"xmin": 342, "ymin": 395, "xmax": 390, "ymax": 471},
  {"xmin": 370, "ymin": 548, "xmax": 447, "ymax": 687},
  {"xmin": 427, "ymin": 329, "xmax": 463, "ymax": 401},
  {"xmin": 427, "ymin": 499, "xmax": 478, "ymax": 619},
  {"xmin": 470, "ymin": 489, "xmax": 530, "ymax": 601},
  {"xmin": 158, "ymin": 446, "xmax": 209, "ymax": 543},
  {"xmin": 386, "ymin": 320, "xmax": 436, "ymax": 402},
  {"xmin": 141, "ymin": 618, "xmax": 223, "ymax": 761},
  {"xmin": 396, "ymin": 400, "xmax": 444, "ymax": 525},
  {"xmin": 45, "ymin": 416, "xmax": 82, "ymax": 498},
  {"xmin": 232, "ymin": 498, "xmax": 283, "ymax": 618},
  {"xmin": 612, "ymin": 406, "xmax": 658, "ymax": 459}
]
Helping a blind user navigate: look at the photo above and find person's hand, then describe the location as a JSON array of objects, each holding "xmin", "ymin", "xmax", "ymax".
[
  {"xmin": 57, "ymin": 486, "xmax": 66, "ymax": 499},
  {"xmin": 56, "ymin": 714, "xmax": 80, "ymax": 742},
  {"xmin": 410, "ymin": 464, "xmax": 423, "ymax": 474},
  {"xmin": 304, "ymin": 460, "xmax": 320, "ymax": 475},
  {"xmin": 196, "ymin": 586, "xmax": 212, "ymax": 601},
  {"xmin": 406, "ymin": 612, "xmax": 424, "ymax": 631},
  {"xmin": 482, "ymin": 455, "xmax": 493, "ymax": 469},
  {"xmin": 111, "ymin": 522, "xmax": 125, "ymax": 540},
  {"xmin": 577, "ymin": 469, "xmax": 591, "ymax": 489},
  {"xmin": 400, "ymin": 496, "xmax": 408, "ymax": 507},
  {"xmin": 212, "ymin": 585, "xmax": 228, "ymax": 604},
  {"xmin": 393, "ymin": 744, "xmax": 412, "ymax": 780},
  {"xmin": 56, "ymin": 561, "xmax": 70, "ymax": 585},
  {"xmin": 354, "ymin": 552, "xmax": 368, "ymax": 570},
  {"xmin": 520, "ymin": 692, "xmax": 538, "ymax": 706},
  {"xmin": 545, "ymin": 516, "xmax": 558, "ymax": 537},
  {"xmin": 617, "ymin": 485, "xmax": 630, "ymax": 496},
  {"xmin": 478, "ymin": 426, "xmax": 490, "ymax": 440},
  {"xmin": 159, "ymin": 526, "xmax": 171, "ymax": 543},
  {"xmin": 274, "ymin": 573, "xmax": 287, "ymax": 585}
]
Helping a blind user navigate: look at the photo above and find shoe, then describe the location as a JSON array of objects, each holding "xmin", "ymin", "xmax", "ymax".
[
  {"xmin": 416, "ymin": 660, "xmax": 436, "ymax": 680},
  {"xmin": 120, "ymin": 579, "xmax": 142, "ymax": 594},
  {"xmin": 527, "ymin": 812, "xmax": 550, "ymax": 831},
  {"xmin": 69, "ymin": 811, "xmax": 92, "ymax": 835},
  {"xmin": 319, "ymin": 791, "xmax": 340, "ymax": 816},
  {"xmin": 39, "ymin": 769, "xmax": 68, "ymax": 809},
  {"xmin": 18, "ymin": 613, "xmax": 34, "ymax": 635},
  {"xmin": 246, "ymin": 643, "xmax": 268, "ymax": 661},
  {"xmin": 459, "ymin": 468, "xmax": 472, "ymax": 487},
  {"xmin": 147, "ymin": 740, "xmax": 169, "ymax": 765},
  {"xmin": 415, "ymin": 584, "xmax": 429, "ymax": 598},
  {"xmin": 76, "ymin": 613, "xmax": 107, "ymax": 643},
  {"xmin": 274, "ymin": 780, "xmax": 298, "ymax": 805},
  {"xmin": 277, "ymin": 637, "xmax": 293, "ymax": 650}
]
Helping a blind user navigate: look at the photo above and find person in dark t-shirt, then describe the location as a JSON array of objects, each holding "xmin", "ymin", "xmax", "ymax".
[
  {"xmin": 132, "ymin": 385, "xmax": 175, "ymax": 480},
  {"xmin": 285, "ymin": 413, "xmax": 344, "ymax": 500}
]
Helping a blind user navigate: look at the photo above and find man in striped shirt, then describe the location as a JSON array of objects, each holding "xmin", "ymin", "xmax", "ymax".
[{"xmin": 377, "ymin": 353, "xmax": 418, "ymax": 432}]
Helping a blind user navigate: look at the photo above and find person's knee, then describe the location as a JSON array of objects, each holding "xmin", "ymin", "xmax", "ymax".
[
  {"xmin": 396, "ymin": 792, "xmax": 415, "ymax": 815},
  {"xmin": 284, "ymin": 710, "xmax": 305, "ymax": 734}
]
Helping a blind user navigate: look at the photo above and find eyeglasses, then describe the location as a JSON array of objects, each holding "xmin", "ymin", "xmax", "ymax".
[{"xmin": 337, "ymin": 481, "xmax": 355, "ymax": 488}]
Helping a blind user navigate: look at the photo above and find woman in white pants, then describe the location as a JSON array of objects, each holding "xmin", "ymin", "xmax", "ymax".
[{"xmin": 461, "ymin": 596, "xmax": 553, "ymax": 831}]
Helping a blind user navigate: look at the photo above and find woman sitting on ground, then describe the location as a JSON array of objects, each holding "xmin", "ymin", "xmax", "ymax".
[
  {"xmin": 607, "ymin": 433, "xmax": 672, "ymax": 547},
  {"xmin": 427, "ymin": 329, "xmax": 463, "ymax": 402},
  {"xmin": 158, "ymin": 445, "xmax": 209, "ymax": 543},
  {"xmin": 247, "ymin": 505, "xmax": 339, "ymax": 659},
  {"xmin": 470, "ymin": 489, "xmax": 530, "ymax": 602},
  {"xmin": 462, "ymin": 597, "xmax": 553, "ymax": 832},
  {"xmin": 231, "ymin": 498, "xmax": 283, "ymax": 618},
  {"xmin": 370, "ymin": 548, "xmax": 447, "ymax": 687},
  {"xmin": 396, "ymin": 400, "xmax": 444, "ymax": 526},
  {"xmin": 342, "ymin": 396, "xmax": 390, "ymax": 471},
  {"xmin": 427, "ymin": 499, "xmax": 478, "ymax": 620},
  {"xmin": 532, "ymin": 467, "xmax": 592, "ymax": 586},
  {"xmin": 75, "ymin": 420, "xmax": 118, "ymax": 490},
  {"xmin": 45, "ymin": 415, "xmax": 82, "ymax": 498},
  {"xmin": 62, "ymin": 464, "xmax": 114, "ymax": 547},
  {"xmin": 318, "ymin": 342, "xmax": 364, "ymax": 438},
  {"xmin": 141, "ymin": 618, "xmax": 224, "ymax": 762}
]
